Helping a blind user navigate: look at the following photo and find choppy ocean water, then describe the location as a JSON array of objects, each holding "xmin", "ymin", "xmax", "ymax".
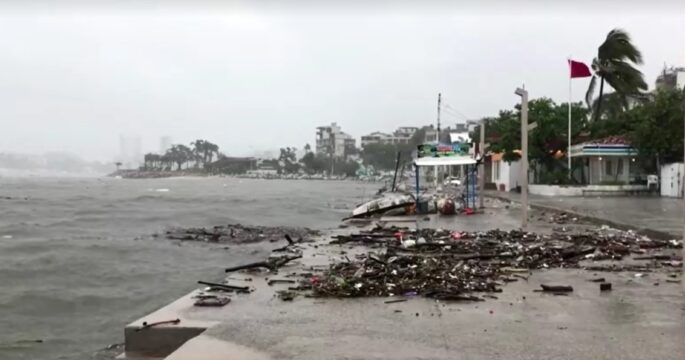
[{"xmin": 0, "ymin": 176, "xmax": 378, "ymax": 360}]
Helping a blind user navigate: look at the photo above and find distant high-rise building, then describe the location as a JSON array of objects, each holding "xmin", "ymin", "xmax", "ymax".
[
  {"xmin": 117, "ymin": 135, "xmax": 142, "ymax": 169},
  {"xmin": 315, "ymin": 122, "xmax": 356, "ymax": 158},
  {"xmin": 655, "ymin": 66, "xmax": 685, "ymax": 90},
  {"xmin": 159, "ymin": 136, "xmax": 172, "ymax": 154},
  {"xmin": 361, "ymin": 127, "xmax": 418, "ymax": 148}
]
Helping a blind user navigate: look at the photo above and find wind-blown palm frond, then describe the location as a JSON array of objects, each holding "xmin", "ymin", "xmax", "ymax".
[
  {"xmin": 587, "ymin": 28, "xmax": 646, "ymax": 121},
  {"xmin": 598, "ymin": 29, "xmax": 643, "ymax": 65},
  {"xmin": 603, "ymin": 60, "xmax": 648, "ymax": 95},
  {"xmin": 586, "ymin": 75, "xmax": 597, "ymax": 109}
]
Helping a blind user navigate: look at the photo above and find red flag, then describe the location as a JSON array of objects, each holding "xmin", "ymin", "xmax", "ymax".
[{"xmin": 568, "ymin": 59, "xmax": 592, "ymax": 78}]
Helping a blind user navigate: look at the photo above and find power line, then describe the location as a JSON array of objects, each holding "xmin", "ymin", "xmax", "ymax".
[
  {"xmin": 440, "ymin": 106, "xmax": 469, "ymax": 121},
  {"xmin": 439, "ymin": 110, "xmax": 465, "ymax": 120},
  {"xmin": 441, "ymin": 103, "xmax": 471, "ymax": 121}
]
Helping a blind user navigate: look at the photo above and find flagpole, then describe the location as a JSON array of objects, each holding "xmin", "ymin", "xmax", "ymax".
[{"xmin": 568, "ymin": 58, "xmax": 572, "ymax": 177}]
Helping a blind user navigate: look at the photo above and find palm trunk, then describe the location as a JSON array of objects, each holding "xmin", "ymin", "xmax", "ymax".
[{"xmin": 593, "ymin": 76, "xmax": 605, "ymax": 121}]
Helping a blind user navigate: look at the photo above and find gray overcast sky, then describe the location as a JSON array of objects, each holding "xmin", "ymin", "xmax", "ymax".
[{"xmin": 0, "ymin": 1, "xmax": 683, "ymax": 161}]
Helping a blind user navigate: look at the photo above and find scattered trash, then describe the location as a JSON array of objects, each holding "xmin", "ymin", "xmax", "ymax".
[
  {"xmin": 384, "ymin": 299, "xmax": 408, "ymax": 304},
  {"xmin": 633, "ymin": 254, "xmax": 675, "ymax": 261},
  {"xmin": 267, "ymin": 279, "xmax": 296, "ymax": 286},
  {"xmin": 277, "ymin": 290, "xmax": 295, "ymax": 301},
  {"xmin": 194, "ymin": 296, "xmax": 231, "ymax": 307},
  {"xmin": 165, "ymin": 224, "xmax": 318, "ymax": 244},
  {"xmin": 275, "ymin": 226, "xmax": 681, "ymax": 302},
  {"xmin": 17, "ymin": 339, "xmax": 43, "ymax": 344},
  {"xmin": 225, "ymin": 255, "xmax": 302, "ymax": 273},
  {"xmin": 401, "ymin": 239, "xmax": 416, "ymax": 248},
  {"xmin": 549, "ymin": 212, "xmax": 577, "ymax": 225},
  {"xmin": 210, "ymin": 223, "xmax": 679, "ymax": 304},
  {"xmin": 197, "ymin": 280, "xmax": 250, "ymax": 293},
  {"xmin": 539, "ymin": 284, "xmax": 573, "ymax": 293}
]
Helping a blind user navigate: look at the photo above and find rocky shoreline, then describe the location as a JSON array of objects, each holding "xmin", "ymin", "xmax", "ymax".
[
  {"xmin": 109, "ymin": 170, "xmax": 208, "ymax": 179},
  {"xmin": 109, "ymin": 169, "xmax": 387, "ymax": 181}
]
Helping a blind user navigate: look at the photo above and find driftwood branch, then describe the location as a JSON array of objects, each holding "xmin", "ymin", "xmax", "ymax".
[
  {"xmin": 224, "ymin": 255, "xmax": 302, "ymax": 273},
  {"xmin": 540, "ymin": 284, "xmax": 573, "ymax": 292},
  {"xmin": 197, "ymin": 281, "xmax": 249, "ymax": 292}
]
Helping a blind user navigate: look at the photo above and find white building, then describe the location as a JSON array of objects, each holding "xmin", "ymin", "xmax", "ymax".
[
  {"xmin": 360, "ymin": 127, "xmax": 418, "ymax": 148},
  {"xmin": 488, "ymin": 153, "xmax": 521, "ymax": 192},
  {"xmin": 361, "ymin": 132, "xmax": 393, "ymax": 147},
  {"xmin": 423, "ymin": 127, "xmax": 439, "ymax": 144},
  {"xmin": 159, "ymin": 136, "xmax": 172, "ymax": 154},
  {"xmin": 569, "ymin": 135, "xmax": 641, "ymax": 185},
  {"xmin": 117, "ymin": 135, "xmax": 142, "ymax": 169},
  {"xmin": 655, "ymin": 66, "xmax": 685, "ymax": 90},
  {"xmin": 394, "ymin": 126, "xmax": 418, "ymax": 138},
  {"xmin": 316, "ymin": 123, "xmax": 356, "ymax": 158}
]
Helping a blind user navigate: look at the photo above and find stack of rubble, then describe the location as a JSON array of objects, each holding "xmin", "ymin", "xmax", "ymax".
[
  {"xmin": 162, "ymin": 224, "xmax": 319, "ymax": 244},
  {"xmin": 306, "ymin": 226, "xmax": 682, "ymax": 300}
]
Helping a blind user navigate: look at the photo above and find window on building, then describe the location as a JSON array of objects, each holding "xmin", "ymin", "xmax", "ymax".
[
  {"xmin": 605, "ymin": 159, "xmax": 613, "ymax": 176},
  {"xmin": 617, "ymin": 158, "xmax": 624, "ymax": 176},
  {"xmin": 494, "ymin": 160, "xmax": 501, "ymax": 180}
]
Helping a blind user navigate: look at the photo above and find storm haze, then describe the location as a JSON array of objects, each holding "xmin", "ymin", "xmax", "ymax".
[{"xmin": 0, "ymin": 0, "xmax": 683, "ymax": 162}]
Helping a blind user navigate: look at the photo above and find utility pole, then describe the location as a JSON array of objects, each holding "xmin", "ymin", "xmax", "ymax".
[
  {"xmin": 515, "ymin": 87, "xmax": 529, "ymax": 231},
  {"xmin": 436, "ymin": 92, "xmax": 442, "ymax": 186},
  {"xmin": 329, "ymin": 132, "xmax": 335, "ymax": 176},
  {"xmin": 479, "ymin": 120, "xmax": 486, "ymax": 209},
  {"xmin": 437, "ymin": 93, "xmax": 442, "ymax": 133}
]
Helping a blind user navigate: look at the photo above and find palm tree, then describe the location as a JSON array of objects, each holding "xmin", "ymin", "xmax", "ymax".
[
  {"xmin": 190, "ymin": 140, "xmax": 206, "ymax": 168},
  {"xmin": 204, "ymin": 141, "xmax": 219, "ymax": 164},
  {"xmin": 160, "ymin": 153, "xmax": 173, "ymax": 171},
  {"xmin": 586, "ymin": 29, "xmax": 647, "ymax": 121},
  {"xmin": 143, "ymin": 153, "xmax": 156, "ymax": 170}
]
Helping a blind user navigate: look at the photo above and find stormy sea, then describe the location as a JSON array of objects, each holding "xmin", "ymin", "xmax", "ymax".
[{"xmin": 0, "ymin": 176, "xmax": 379, "ymax": 360}]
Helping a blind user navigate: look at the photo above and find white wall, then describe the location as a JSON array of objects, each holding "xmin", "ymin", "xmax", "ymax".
[
  {"xmin": 677, "ymin": 71, "xmax": 685, "ymax": 90},
  {"xmin": 530, "ymin": 184, "xmax": 648, "ymax": 197},
  {"xmin": 660, "ymin": 163, "xmax": 684, "ymax": 197},
  {"xmin": 529, "ymin": 185, "xmax": 582, "ymax": 196},
  {"xmin": 492, "ymin": 160, "xmax": 520, "ymax": 191},
  {"xmin": 588, "ymin": 156, "xmax": 632, "ymax": 184}
]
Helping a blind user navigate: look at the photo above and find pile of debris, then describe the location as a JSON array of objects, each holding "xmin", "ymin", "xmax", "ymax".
[
  {"xmin": 546, "ymin": 212, "xmax": 578, "ymax": 225},
  {"xmin": 162, "ymin": 224, "xmax": 319, "ymax": 244},
  {"xmin": 305, "ymin": 226, "xmax": 681, "ymax": 300}
]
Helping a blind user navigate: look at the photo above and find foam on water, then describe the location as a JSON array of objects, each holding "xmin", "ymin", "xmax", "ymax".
[{"xmin": 0, "ymin": 177, "xmax": 379, "ymax": 360}]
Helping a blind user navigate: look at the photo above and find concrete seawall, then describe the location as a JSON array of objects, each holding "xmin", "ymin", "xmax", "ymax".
[{"xmin": 120, "ymin": 211, "xmax": 684, "ymax": 359}]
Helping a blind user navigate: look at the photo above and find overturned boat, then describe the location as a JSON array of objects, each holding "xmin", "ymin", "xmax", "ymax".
[{"xmin": 344, "ymin": 192, "xmax": 415, "ymax": 220}]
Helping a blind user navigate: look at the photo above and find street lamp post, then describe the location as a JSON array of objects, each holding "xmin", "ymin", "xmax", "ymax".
[
  {"xmin": 479, "ymin": 120, "xmax": 486, "ymax": 210},
  {"xmin": 515, "ymin": 87, "xmax": 529, "ymax": 231}
]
